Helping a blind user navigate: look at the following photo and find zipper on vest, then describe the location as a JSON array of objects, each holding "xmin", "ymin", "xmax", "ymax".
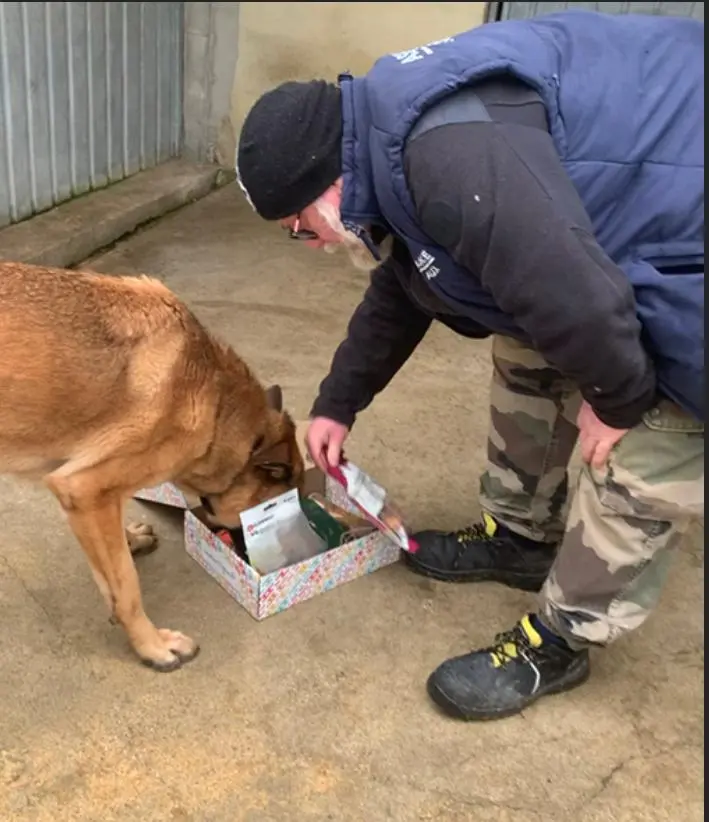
[{"xmin": 343, "ymin": 220, "xmax": 383, "ymax": 262}]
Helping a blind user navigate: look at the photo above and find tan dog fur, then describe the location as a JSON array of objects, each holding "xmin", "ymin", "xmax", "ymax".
[{"xmin": 0, "ymin": 261, "xmax": 304, "ymax": 671}]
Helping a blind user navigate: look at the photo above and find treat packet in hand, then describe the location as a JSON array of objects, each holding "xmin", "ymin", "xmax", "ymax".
[
  {"xmin": 240, "ymin": 488, "xmax": 327, "ymax": 574},
  {"xmin": 326, "ymin": 460, "xmax": 419, "ymax": 554}
]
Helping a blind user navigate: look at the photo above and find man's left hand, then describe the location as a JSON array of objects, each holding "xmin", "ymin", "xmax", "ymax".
[{"xmin": 577, "ymin": 400, "xmax": 630, "ymax": 469}]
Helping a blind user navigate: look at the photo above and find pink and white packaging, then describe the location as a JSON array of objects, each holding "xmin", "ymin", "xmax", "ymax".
[{"xmin": 326, "ymin": 460, "xmax": 419, "ymax": 554}]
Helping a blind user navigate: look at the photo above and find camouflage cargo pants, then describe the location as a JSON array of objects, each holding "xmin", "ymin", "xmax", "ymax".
[{"xmin": 480, "ymin": 336, "xmax": 704, "ymax": 649}]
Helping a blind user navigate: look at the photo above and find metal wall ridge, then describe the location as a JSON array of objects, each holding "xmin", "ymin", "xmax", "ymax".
[{"xmin": 0, "ymin": 1, "xmax": 184, "ymax": 227}]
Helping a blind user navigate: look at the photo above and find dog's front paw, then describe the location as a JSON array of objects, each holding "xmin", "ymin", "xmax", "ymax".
[
  {"xmin": 139, "ymin": 630, "xmax": 200, "ymax": 673},
  {"xmin": 126, "ymin": 521, "xmax": 158, "ymax": 557}
]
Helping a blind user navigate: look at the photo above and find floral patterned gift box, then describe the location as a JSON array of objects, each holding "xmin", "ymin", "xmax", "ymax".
[{"xmin": 133, "ymin": 466, "xmax": 402, "ymax": 620}]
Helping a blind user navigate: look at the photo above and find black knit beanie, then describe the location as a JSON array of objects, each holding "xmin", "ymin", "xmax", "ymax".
[{"xmin": 236, "ymin": 80, "xmax": 343, "ymax": 221}]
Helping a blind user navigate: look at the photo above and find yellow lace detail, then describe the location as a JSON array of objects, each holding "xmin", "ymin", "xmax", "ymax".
[{"xmin": 490, "ymin": 615, "xmax": 543, "ymax": 668}]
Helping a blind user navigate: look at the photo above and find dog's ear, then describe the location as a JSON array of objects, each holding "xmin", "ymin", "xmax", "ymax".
[{"xmin": 264, "ymin": 384, "xmax": 283, "ymax": 412}]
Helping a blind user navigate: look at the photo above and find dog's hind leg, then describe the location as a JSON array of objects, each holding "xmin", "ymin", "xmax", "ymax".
[{"xmin": 46, "ymin": 465, "xmax": 199, "ymax": 672}]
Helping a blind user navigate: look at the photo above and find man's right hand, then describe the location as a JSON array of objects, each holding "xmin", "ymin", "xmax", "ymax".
[{"xmin": 305, "ymin": 417, "xmax": 349, "ymax": 473}]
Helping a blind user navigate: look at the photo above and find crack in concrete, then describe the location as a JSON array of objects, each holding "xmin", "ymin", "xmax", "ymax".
[
  {"xmin": 625, "ymin": 691, "xmax": 704, "ymax": 754},
  {"xmin": 580, "ymin": 758, "xmax": 629, "ymax": 809},
  {"xmin": 575, "ymin": 742, "xmax": 703, "ymax": 813},
  {"xmin": 422, "ymin": 784, "xmax": 548, "ymax": 817},
  {"xmin": 0, "ymin": 553, "xmax": 68, "ymax": 647},
  {"xmin": 342, "ymin": 761, "xmax": 553, "ymax": 819},
  {"xmin": 0, "ymin": 553, "xmax": 53, "ymax": 624}
]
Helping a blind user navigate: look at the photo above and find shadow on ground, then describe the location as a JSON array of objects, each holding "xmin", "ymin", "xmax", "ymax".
[{"xmin": 0, "ymin": 185, "xmax": 703, "ymax": 822}]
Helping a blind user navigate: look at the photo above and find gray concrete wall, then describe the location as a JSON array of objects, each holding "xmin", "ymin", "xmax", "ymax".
[
  {"xmin": 183, "ymin": 1, "xmax": 704, "ymax": 172},
  {"xmin": 230, "ymin": 3, "xmax": 488, "ymax": 141},
  {"xmin": 181, "ymin": 2, "xmax": 489, "ymax": 168},
  {"xmin": 183, "ymin": 2, "xmax": 241, "ymax": 166}
]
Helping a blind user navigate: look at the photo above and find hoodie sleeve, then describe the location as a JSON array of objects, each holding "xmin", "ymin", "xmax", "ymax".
[{"xmin": 310, "ymin": 247, "xmax": 432, "ymax": 426}]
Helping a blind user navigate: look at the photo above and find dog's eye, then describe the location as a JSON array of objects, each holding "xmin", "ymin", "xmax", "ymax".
[
  {"xmin": 257, "ymin": 461, "xmax": 293, "ymax": 483},
  {"xmin": 200, "ymin": 496, "xmax": 216, "ymax": 515}
]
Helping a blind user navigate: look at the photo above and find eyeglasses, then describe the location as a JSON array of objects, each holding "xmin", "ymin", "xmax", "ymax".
[{"xmin": 288, "ymin": 215, "xmax": 318, "ymax": 241}]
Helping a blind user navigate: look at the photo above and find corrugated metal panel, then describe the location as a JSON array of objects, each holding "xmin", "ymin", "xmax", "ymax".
[
  {"xmin": 0, "ymin": 2, "xmax": 184, "ymax": 228},
  {"xmin": 495, "ymin": 2, "xmax": 703, "ymax": 22}
]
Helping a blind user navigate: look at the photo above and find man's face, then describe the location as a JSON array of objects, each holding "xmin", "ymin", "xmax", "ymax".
[
  {"xmin": 279, "ymin": 183, "xmax": 374, "ymax": 271},
  {"xmin": 279, "ymin": 186, "xmax": 343, "ymax": 248}
]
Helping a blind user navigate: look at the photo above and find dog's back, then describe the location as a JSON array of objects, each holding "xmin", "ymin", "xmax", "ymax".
[{"xmin": 0, "ymin": 261, "xmax": 212, "ymax": 474}]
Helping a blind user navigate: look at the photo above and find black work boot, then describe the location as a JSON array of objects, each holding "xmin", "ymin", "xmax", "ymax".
[
  {"xmin": 405, "ymin": 513, "xmax": 557, "ymax": 591},
  {"xmin": 426, "ymin": 614, "xmax": 591, "ymax": 721}
]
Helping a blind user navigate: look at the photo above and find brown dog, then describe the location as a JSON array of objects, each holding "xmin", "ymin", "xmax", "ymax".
[{"xmin": 0, "ymin": 261, "xmax": 304, "ymax": 671}]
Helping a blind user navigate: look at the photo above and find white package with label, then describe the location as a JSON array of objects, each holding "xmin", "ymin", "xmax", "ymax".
[{"xmin": 240, "ymin": 488, "xmax": 327, "ymax": 574}]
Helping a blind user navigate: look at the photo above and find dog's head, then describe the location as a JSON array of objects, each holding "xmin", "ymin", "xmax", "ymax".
[{"xmin": 178, "ymin": 384, "xmax": 305, "ymax": 529}]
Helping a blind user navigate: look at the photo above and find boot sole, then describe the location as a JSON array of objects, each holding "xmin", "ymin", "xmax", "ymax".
[
  {"xmin": 426, "ymin": 659, "xmax": 592, "ymax": 721},
  {"xmin": 402, "ymin": 551, "xmax": 549, "ymax": 593}
]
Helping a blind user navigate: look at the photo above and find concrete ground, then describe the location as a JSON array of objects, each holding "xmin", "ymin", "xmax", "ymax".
[{"xmin": 0, "ymin": 185, "xmax": 703, "ymax": 822}]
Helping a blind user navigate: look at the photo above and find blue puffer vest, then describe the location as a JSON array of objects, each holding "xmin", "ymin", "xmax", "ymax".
[{"xmin": 338, "ymin": 10, "xmax": 705, "ymax": 421}]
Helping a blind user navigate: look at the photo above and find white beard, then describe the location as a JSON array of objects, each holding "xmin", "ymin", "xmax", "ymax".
[
  {"xmin": 323, "ymin": 239, "xmax": 376, "ymax": 272},
  {"xmin": 315, "ymin": 199, "xmax": 377, "ymax": 272}
]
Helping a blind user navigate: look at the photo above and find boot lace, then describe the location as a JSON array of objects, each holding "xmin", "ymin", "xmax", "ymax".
[
  {"xmin": 487, "ymin": 624, "xmax": 533, "ymax": 668},
  {"xmin": 455, "ymin": 522, "xmax": 493, "ymax": 545},
  {"xmin": 446, "ymin": 522, "xmax": 498, "ymax": 569}
]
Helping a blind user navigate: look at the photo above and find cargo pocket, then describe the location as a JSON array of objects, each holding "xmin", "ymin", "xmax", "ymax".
[
  {"xmin": 595, "ymin": 398, "xmax": 704, "ymax": 524},
  {"xmin": 642, "ymin": 400, "xmax": 705, "ymax": 435}
]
